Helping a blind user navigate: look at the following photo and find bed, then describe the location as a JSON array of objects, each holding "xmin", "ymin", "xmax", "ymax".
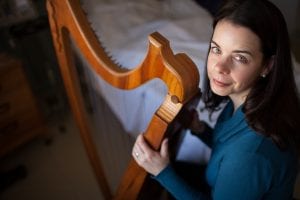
[{"xmin": 46, "ymin": 0, "xmax": 300, "ymax": 199}]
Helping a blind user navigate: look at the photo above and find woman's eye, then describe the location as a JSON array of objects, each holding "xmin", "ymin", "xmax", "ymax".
[
  {"xmin": 235, "ymin": 55, "xmax": 248, "ymax": 64},
  {"xmin": 211, "ymin": 46, "xmax": 221, "ymax": 54}
]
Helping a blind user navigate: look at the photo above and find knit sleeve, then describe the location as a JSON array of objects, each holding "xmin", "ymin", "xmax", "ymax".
[
  {"xmin": 211, "ymin": 152, "xmax": 273, "ymax": 200},
  {"xmin": 154, "ymin": 165, "xmax": 211, "ymax": 200}
]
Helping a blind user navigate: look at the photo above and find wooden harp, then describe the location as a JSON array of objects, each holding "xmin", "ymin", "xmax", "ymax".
[{"xmin": 46, "ymin": 0, "xmax": 200, "ymax": 199}]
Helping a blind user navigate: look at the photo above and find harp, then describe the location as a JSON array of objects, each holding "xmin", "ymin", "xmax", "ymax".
[{"xmin": 46, "ymin": 0, "xmax": 201, "ymax": 199}]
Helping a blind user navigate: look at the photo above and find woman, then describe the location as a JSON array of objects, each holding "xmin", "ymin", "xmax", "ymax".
[{"xmin": 132, "ymin": 0, "xmax": 300, "ymax": 199}]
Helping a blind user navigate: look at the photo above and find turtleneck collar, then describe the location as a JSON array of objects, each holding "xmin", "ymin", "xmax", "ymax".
[{"xmin": 213, "ymin": 101, "xmax": 248, "ymax": 144}]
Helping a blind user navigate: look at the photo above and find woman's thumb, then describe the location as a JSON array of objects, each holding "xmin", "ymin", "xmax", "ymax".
[{"xmin": 160, "ymin": 138, "xmax": 169, "ymax": 157}]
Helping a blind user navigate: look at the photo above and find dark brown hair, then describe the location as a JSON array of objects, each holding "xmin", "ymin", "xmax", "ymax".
[{"xmin": 203, "ymin": 0, "xmax": 300, "ymax": 151}]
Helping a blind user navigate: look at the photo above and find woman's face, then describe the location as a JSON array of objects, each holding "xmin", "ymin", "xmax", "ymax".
[{"xmin": 207, "ymin": 20, "xmax": 267, "ymax": 107}]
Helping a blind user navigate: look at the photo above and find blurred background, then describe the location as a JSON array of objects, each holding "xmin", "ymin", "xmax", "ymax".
[{"xmin": 0, "ymin": 0, "xmax": 299, "ymax": 199}]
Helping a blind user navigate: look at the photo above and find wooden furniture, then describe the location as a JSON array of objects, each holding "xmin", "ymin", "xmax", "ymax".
[
  {"xmin": 0, "ymin": 53, "xmax": 46, "ymax": 157},
  {"xmin": 46, "ymin": 0, "xmax": 200, "ymax": 199}
]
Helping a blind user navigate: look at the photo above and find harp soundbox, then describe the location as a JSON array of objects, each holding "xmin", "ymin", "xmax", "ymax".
[{"xmin": 46, "ymin": 0, "xmax": 201, "ymax": 199}]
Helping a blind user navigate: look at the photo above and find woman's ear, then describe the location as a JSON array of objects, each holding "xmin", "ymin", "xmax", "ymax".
[{"xmin": 261, "ymin": 55, "xmax": 275, "ymax": 78}]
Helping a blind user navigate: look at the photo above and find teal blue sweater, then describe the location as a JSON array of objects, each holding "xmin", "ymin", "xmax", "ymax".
[{"xmin": 155, "ymin": 102, "xmax": 298, "ymax": 200}]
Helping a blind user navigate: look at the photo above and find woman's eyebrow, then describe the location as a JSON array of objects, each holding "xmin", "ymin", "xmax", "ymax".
[
  {"xmin": 210, "ymin": 40, "xmax": 219, "ymax": 47},
  {"xmin": 233, "ymin": 50, "xmax": 253, "ymax": 56},
  {"xmin": 211, "ymin": 40, "xmax": 253, "ymax": 56}
]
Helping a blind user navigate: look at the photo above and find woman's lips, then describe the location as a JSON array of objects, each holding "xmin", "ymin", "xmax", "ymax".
[{"xmin": 213, "ymin": 78, "xmax": 230, "ymax": 87}]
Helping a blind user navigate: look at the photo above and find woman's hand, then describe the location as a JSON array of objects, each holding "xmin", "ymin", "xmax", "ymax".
[{"xmin": 132, "ymin": 134, "xmax": 170, "ymax": 176}]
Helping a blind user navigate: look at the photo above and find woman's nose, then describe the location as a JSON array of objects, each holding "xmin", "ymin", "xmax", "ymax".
[{"xmin": 214, "ymin": 58, "xmax": 230, "ymax": 74}]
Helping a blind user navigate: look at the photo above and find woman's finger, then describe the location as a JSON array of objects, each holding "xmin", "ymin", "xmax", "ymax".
[
  {"xmin": 132, "ymin": 135, "xmax": 143, "ymax": 160},
  {"xmin": 137, "ymin": 134, "xmax": 153, "ymax": 155}
]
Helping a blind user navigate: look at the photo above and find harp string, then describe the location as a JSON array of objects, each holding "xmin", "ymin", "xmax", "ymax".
[
  {"xmin": 73, "ymin": 0, "xmax": 192, "ymax": 194},
  {"xmin": 70, "ymin": 39, "xmax": 131, "ymax": 192},
  {"xmin": 70, "ymin": 36, "xmax": 168, "ymax": 193}
]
